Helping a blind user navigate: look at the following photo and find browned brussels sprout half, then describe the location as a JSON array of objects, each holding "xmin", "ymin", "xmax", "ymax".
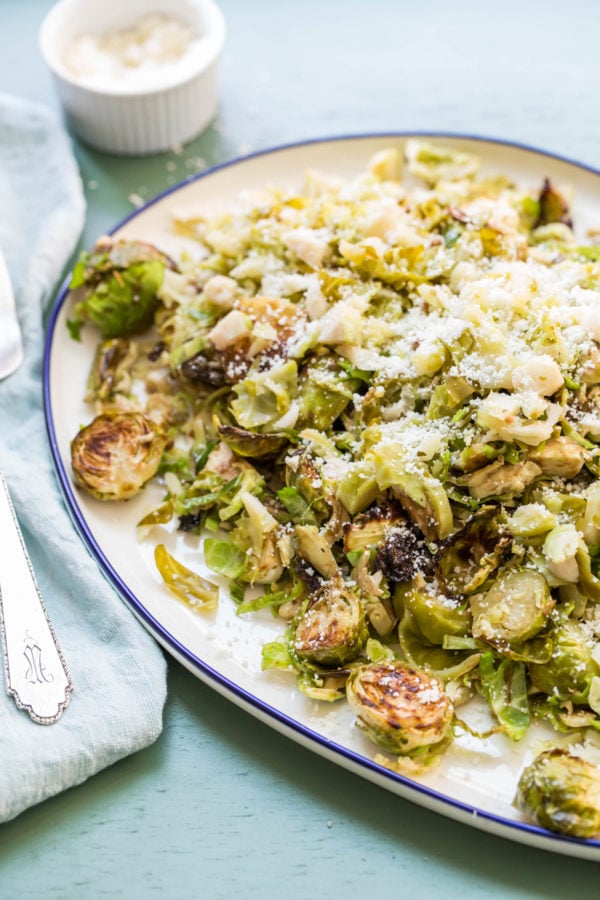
[
  {"xmin": 346, "ymin": 661, "xmax": 454, "ymax": 755},
  {"xmin": 293, "ymin": 577, "xmax": 368, "ymax": 666},
  {"xmin": 515, "ymin": 749, "xmax": 600, "ymax": 838},
  {"xmin": 71, "ymin": 411, "xmax": 167, "ymax": 500}
]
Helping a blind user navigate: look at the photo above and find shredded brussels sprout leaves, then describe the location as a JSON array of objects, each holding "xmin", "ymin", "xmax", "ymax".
[{"xmin": 68, "ymin": 148, "xmax": 600, "ymax": 831}]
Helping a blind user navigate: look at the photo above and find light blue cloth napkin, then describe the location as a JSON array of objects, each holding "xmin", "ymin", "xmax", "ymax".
[{"xmin": 0, "ymin": 95, "xmax": 167, "ymax": 823}]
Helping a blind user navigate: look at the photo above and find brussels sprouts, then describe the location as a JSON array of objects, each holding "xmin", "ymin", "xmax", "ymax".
[
  {"xmin": 336, "ymin": 460, "xmax": 379, "ymax": 515},
  {"xmin": 342, "ymin": 501, "xmax": 403, "ymax": 553},
  {"xmin": 528, "ymin": 620, "xmax": 600, "ymax": 704},
  {"xmin": 375, "ymin": 523, "xmax": 434, "ymax": 584},
  {"xmin": 230, "ymin": 359, "xmax": 298, "ymax": 431},
  {"xmin": 535, "ymin": 179, "xmax": 573, "ymax": 229},
  {"xmin": 578, "ymin": 481, "xmax": 600, "ymax": 545},
  {"xmin": 466, "ymin": 460, "xmax": 541, "ymax": 500},
  {"xmin": 514, "ymin": 749, "xmax": 600, "ymax": 837},
  {"xmin": 401, "ymin": 579, "xmax": 471, "ymax": 646},
  {"xmin": 285, "ymin": 448, "xmax": 330, "ymax": 522},
  {"xmin": 71, "ymin": 412, "xmax": 167, "ymax": 500},
  {"xmin": 69, "ymin": 239, "xmax": 172, "ymax": 338},
  {"xmin": 506, "ymin": 503, "xmax": 557, "ymax": 539},
  {"xmin": 293, "ymin": 577, "xmax": 368, "ymax": 666},
  {"xmin": 370, "ymin": 443, "xmax": 453, "ymax": 540},
  {"xmin": 85, "ymin": 338, "xmax": 136, "ymax": 403},
  {"xmin": 405, "ymin": 140, "xmax": 480, "ymax": 185},
  {"xmin": 240, "ymin": 492, "xmax": 284, "ymax": 584},
  {"xmin": 154, "ymin": 543, "xmax": 219, "ymax": 612},
  {"xmin": 529, "ymin": 437, "xmax": 589, "ymax": 479},
  {"xmin": 543, "ymin": 524, "xmax": 580, "ymax": 583},
  {"xmin": 179, "ymin": 343, "xmax": 250, "ymax": 388},
  {"xmin": 470, "ymin": 568, "xmax": 554, "ymax": 646},
  {"xmin": 434, "ymin": 505, "xmax": 512, "ymax": 595},
  {"xmin": 296, "ymin": 356, "xmax": 361, "ymax": 431},
  {"xmin": 218, "ymin": 423, "xmax": 290, "ymax": 459},
  {"xmin": 294, "ymin": 524, "xmax": 338, "ymax": 579},
  {"xmin": 346, "ymin": 661, "xmax": 454, "ymax": 755}
]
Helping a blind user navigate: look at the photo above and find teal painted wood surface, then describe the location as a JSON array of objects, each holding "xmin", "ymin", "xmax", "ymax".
[{"xmin": 2, "ymin": 1, "xmax": 600, "ymax": 896}]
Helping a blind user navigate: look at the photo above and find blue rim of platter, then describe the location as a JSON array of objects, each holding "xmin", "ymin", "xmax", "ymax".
[{"xmin": 42, "ymin": 132, "xmax": 600, "ymax": 856}]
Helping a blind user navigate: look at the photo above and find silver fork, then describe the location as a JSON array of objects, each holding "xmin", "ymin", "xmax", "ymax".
[{"xmin": 0, "ymin": 248, "xmax": 72, "ymax": 724}]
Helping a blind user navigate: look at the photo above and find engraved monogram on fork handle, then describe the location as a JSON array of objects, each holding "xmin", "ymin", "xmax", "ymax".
[{"xmin": 0, "ymin": 470, "xmax": 72, "ymax": 723}]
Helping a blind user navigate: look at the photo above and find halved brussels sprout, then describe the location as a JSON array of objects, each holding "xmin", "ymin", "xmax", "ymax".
[
  {"xmin": 401, "ymin": 579, "xmax": 471, "ymax": 646},
  {"xmin": 435, "ymin": 505, "xmax": 512, "ymax": 595},
  {"xmin": 71, "ymin": 412, "xmax": 167, "ymax": 500},
  {"xmin": 470, "ymin": 568, "xmax": 554, "ymax": 646},
  {"xmin": 85, "ymin": 337, "xmax": 136, "ymax": 403},
  {"xmin": 515, "ymin": 749, "xmax": 600, "ymax": 838},
  {"xmin": 69, "ymin": 238, "xmax": 172, "ymax": 338},
  {"xmin": 343, "ymin": 501, "xmax": 404, "ymax": 553},
  {"xmin": 293, "ymin": 577, "xmax": 368, "ymax": 666},
  {"xmin": 346, "ymin": 661, "xmax": 454, "ymax": 755},
  {"xmin": 528, "ymin": 620, "xmax": 600, "ymax": 704},
  {"xmin": 370, "ymin": 444, "xmax": 453, "ymax": 540},
  {"xmin": 218, "ymin": 423, "xmax": 290, "ymax": 459}
]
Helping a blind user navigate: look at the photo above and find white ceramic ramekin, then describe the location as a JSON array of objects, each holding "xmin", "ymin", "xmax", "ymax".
[{"xmin": 39, "ymin": 0, "xmax": 226, "ymax": 156}]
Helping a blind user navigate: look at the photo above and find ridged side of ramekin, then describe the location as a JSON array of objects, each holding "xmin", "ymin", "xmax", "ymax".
[{"xmin": 52, "ymin": 57, "xmax": 220, "ymax": 155}]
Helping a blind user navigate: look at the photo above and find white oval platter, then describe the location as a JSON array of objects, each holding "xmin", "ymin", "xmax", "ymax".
[{"xmin": 44, "ymin": 134, "xmax": 600, "ymax": 860}]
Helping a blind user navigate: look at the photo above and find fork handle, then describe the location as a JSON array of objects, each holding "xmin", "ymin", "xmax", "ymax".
[{"xmin": 0, "ymin": 470, "xmax": 72, "ymax": 723}]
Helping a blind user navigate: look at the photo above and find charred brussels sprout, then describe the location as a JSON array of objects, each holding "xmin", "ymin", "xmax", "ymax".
[
  {"xmin": 528, "ymin": 621, "xmax": 600, "ymax": 704},
  {"xmin": 515, "ymin": 749, "xmax": 600, "ymax": 837},
  {"xmin": 346, "ymin": 661, "xmax": 454, "ymax": 755},
  {"xmin": 293, "ymin": 577, "xmax": 368, "ymax": 666},
  {"xmin": 71, "ymin": 411, "xmax": 166, "ymax": 500},
  {"xmin": 470, "ymin": 568, "xmax": 554, "ymax": 646},
  {"xmin": 376, "ymin": 522, "xmax": 434, "ymax": 584},
  {"xmin": 69, "ymin": 239, "xmax": 172, "ymax": 339},
  {"xmin": 434, "ymin": 506, "xmax": 512, "ymax": 595}
]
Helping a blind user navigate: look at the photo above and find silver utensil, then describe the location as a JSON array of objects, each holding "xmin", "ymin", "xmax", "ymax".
[{"xmin": 0, "ymin": 249, "xmax": 72, "ymax": 723}]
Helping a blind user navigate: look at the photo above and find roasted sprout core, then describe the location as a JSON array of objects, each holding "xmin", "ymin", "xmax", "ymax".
[
  {"xmin": 71, "ymin": 412, "xmax": 166, "ymax": 500},
  {"xmin": 346, "ymin": 661, "xmax": 454, "ymax": 755}
]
